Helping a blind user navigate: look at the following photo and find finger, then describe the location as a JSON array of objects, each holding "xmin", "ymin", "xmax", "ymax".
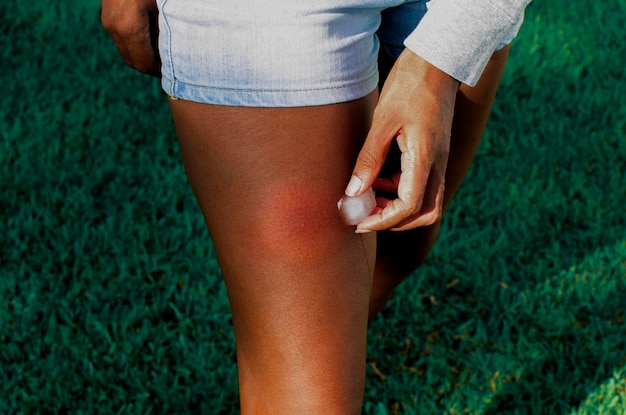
[
  {"xmin": 372, "ymin": 173, "xmax": 400, "ymax": 194},
  {"xmin": 355, "ymin": 137, "xmax": 434, "ymax": 231},
  {"xmin": 345, "ymin": 110, "xmax": 397, "ymax": 197},
  {"xmin": 390, "ymin": 182, "xmax": 444, "ymax": 230},
  {"xmin": 390, "ymin": 153, "xmax": 448, "ymax": 231},
  {"xmin": 389, "ymin": 189, "xmax": 444, "ymax": 230},
  {"xmin": 358, "ymin": 180, "xmax": 441, "ymax": 232},
  {"xmin": 355, "ymin": 196, "xmax": 411, "ymax": 231},
  {"xmin": 396, "ymin": 137, "xmax": 431, "ymax": 209},
  {"xmin": 373, "ymin": 195, "xmax": 393, "ymax": 210}
]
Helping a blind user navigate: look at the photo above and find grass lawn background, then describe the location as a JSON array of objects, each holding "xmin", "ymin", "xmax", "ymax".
[{"xmin": 1, "ymin": 0, "xmax": 625, "ymax": 413}]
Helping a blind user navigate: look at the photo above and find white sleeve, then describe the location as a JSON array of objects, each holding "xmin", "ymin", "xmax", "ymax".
[{"xmin": 403, "ymin": 0, "xmax": 531, "ymax": 86}]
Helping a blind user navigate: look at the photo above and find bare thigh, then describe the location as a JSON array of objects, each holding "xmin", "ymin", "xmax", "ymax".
[{"xmin": 169, "ymin": 92, "xmax": 378, "ymax": 414}]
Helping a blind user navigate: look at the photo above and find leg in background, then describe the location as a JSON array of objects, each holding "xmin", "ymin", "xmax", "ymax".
[
  {"xmin": 369, "ymin": 46, "xmax": 512, "ymax": 322},
  {"xmin": 169, "ymin": 92, "xmax": 378, "ymax": 414}
]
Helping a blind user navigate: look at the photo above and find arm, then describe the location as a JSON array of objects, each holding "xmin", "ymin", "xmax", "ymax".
[{"xmin": 345, "ymin": 0, "xmax": 531, "ymax": 232}]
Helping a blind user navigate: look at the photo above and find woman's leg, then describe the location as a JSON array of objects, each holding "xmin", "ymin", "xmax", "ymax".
[
  {"xmin": 369, "ymin": 46, "xmax": 511, "ymax": 321},
  {"xmin": 169, "ymin": 92, "xmax": 378, "ymax": 414}
]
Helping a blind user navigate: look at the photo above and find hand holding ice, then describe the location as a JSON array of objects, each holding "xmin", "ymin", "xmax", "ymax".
[{"xmin": 337, "ymin": 188, "xmax": 376, "ymax": 226}]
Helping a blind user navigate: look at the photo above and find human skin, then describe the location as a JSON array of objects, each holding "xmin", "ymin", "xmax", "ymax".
[
  {"xmin": 102, "ymin": 0, "xmax": 511, "ymax": 412},
  {"xmin": 101, "ymin": 0, "xmax": 458, "ymax": 231},
  {"xmin": 347, "ymin": 47, "xmax": 459, "ymax": 232},
  {"xmin": 167, "ymin": 95, "xmax": 378, "ymax": 413},
  {"xmin": 369, "ymin": 45, "xmax": 511, "ymax": 321},
  {"xmin": 101, "ymin": 0, "xmax": 161, "ymax": 76}
]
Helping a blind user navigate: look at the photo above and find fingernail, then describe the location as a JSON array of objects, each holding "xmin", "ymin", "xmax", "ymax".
[
  {"xmin": 355, "ymin": 228, "xmax": 373, "ymax": 234},
  {"xmin": 345, "ymin": 175, "xmax": 362, "ymax": 197}
]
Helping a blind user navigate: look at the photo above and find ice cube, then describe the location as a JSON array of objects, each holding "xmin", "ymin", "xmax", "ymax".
[{"xmin": 337, "ymin": 188, "xmax": 376, "ymax": 225}]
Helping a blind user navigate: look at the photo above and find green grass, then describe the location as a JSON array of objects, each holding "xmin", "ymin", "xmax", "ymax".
[{"xmin": 1, "ymin": 0, "xmax": 625, "ymax": 413}]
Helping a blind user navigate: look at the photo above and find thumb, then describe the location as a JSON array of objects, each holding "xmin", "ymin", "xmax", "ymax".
[{"xmin": 345, "ymin": 122, "xmax": 395, "ymax": 197}]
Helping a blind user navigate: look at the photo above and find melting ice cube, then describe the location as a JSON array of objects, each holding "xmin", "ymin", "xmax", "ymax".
[{"xmin": 337, "ymin": 188, "xmax": 376, "ymax": 226}]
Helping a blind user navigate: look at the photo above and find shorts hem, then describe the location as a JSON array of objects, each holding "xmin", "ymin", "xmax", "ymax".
[{"xmin": 161, "ymin": 73, "xmax": 380, "ymax": 107}]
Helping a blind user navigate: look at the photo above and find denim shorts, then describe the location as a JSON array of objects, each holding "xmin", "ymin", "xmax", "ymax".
[{"xmin": 157, "ymin": 0, "xmax": 520, "ymax": 107}]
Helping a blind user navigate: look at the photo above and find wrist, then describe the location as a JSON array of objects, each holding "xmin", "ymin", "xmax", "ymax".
[{"xmin": 397, "ymin": 48, "xmax": 460, "ymax": 96}]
